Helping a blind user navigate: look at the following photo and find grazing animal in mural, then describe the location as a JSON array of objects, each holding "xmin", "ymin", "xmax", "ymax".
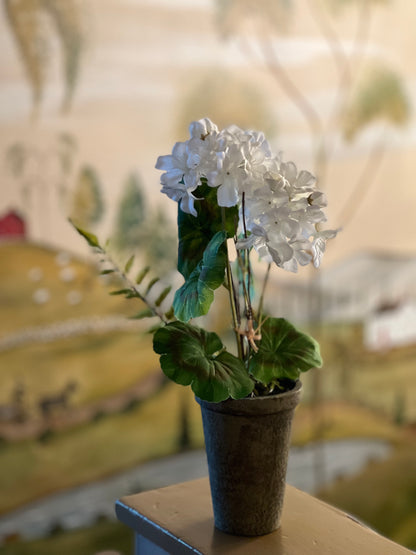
[
  {"xmin": 0, "ymin": 382, "xmax": 26, "ymax": 423},
  {"xmin": 38, "ymin": 381, "xmax": 78, "ymax": 419}
]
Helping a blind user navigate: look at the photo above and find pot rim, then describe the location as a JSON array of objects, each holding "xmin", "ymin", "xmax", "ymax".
[{"xmin": 196, "ymin": 380, "xmax": 302, "ymax": 416}]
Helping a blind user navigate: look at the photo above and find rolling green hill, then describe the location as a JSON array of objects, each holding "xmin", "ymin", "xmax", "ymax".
[
  {"xmin": 0, "ymin": 241, "xmax": 159, "ymax": 409},
  {"xmin": 318, "ymin": 442, "xmax": 416, "ymax": 550},
  {"xmin": 0, "ymin": 241, "xmax": 136, "ymax": 334},
  {"xmin": 0, "ymin": 240, "xmax": 203, "ymax": 515}
]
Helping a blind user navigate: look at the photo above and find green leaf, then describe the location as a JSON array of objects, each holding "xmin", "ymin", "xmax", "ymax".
[
  {"xmin": 145, "ymin": 277, "xmax": 160, "ymax": 295},
  {"xmin": 100, "ymin": 269, "xmax": 114, "ymax": 275},
  {"xmin": 153, "ymin": 321, "xmax": 254, "ymax": 402},
  {"xmin": 343, "ymin": 64, "xmax": 409, "ymax": 141},
  {"xmin": 173, "ymin": 231, "xmax": 227, "ymax": 322},
  {"xmin": 124, "ymin": 255, "xmax": 135, "ymax": 274},
  {"xmin": 70, "ymin": 220, "xmax": 100, "ymax": 249},
  {"xmin": 125, "ymin": 290, "xmax": 140, "ymax": 299},
  {"xmin": 109, "ymin": 288, "xmax": 131, "ymax": 296},
  {"xmin": 164, "ymin": 306, "xmax": 175, "ymax": 320},
  {"xmin": 130, "ymin": 308, "xmax": 154, "ymax": 319},
  {"xmin": 155, "ymin": 286, "xmax": 172, "ymax": 307},
  {"xmin": 136, "ymin": 266, "xmax": 150, "ymax": 285},
  {"xmin": 249, "ymin": 318, "xmax": 322, "ymax": 384},
  {"xmin": 177, "ymin": 181, "xmax": 237, "ymax": 280}
]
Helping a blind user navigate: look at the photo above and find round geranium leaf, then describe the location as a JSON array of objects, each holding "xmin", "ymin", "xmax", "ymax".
[
  {"xmin": 153, "ymin": 321, "xmax": 254, "ymax": 402},
  {"xmin": 249, "ymin": 317, "xmax": 322, "ymax": 384}
]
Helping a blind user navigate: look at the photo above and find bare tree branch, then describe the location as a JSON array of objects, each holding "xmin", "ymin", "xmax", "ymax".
[{"xmin": 335, "ymin": 139, "xmax": 386, "ymax": 227}]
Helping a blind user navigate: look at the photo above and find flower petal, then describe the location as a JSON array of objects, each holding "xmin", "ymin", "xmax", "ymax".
[{"xmin": 217, "ymin": 180, "xmax": 239, "ymax": 207}]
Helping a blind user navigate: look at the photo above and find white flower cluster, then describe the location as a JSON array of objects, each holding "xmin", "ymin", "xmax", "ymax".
[{"xmin": 156, "ymin": 118, "xmax": 337, "ymax": 272}]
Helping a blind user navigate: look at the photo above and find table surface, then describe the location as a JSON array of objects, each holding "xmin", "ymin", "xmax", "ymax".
[{"xmin": 116, "ymin": 478, "xmax": 413, "ymax": 555}]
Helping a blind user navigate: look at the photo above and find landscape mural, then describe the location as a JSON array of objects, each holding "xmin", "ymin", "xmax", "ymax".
[{"xmin": 0, "ymin": 1, "xmax": 416, "ymax": 553}]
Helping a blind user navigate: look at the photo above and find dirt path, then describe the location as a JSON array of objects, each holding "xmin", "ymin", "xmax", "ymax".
[{"xmin": 0, "ymin": 315, "xmax": 142, "ymax": 352}]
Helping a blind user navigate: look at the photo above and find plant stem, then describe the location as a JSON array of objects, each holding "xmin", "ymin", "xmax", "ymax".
[
  {"xmin": 100, "ymin": 247, "xmax": 169, "ymax": 324},
  {"xmin": 241, "ymin": 192, "xmax": 252, "ymax": 312},
  {"xmin": 236, "ymin": 193, "xmax": 259, "ymax": 361},
  {"xmin": 257, "ymin": 262, "xmax": 271, "ymax": 322},
  {"xmin": 335, "ymin": 138, "xmax": 386, "ymax": 227},
  {"xmin": 226, "ymin": 245, "xmax": 243, "ymax": 360},
  {"xmin": 221, "ymin": 207, "xmax": 243, "ymax": 360}
]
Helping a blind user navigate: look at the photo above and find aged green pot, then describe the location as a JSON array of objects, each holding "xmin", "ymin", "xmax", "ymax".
[{"xmin": 197, "ymin": 380, "xmax": 302, "ymax": 536}]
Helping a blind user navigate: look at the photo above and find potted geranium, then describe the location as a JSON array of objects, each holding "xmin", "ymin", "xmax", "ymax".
[{"xmin": 73, "ymin": 118, "xmax": 337, "ymax": 536}]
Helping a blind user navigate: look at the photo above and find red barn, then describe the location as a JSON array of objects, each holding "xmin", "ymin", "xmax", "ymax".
[{"xmin": 0, "ymin": 210, "xmax": 26, "ymax": 240}]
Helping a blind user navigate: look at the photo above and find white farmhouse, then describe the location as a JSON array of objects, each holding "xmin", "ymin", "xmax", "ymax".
[{"xmin": 266, "ymin": 252, "xmax": 416, "ymax": 350}]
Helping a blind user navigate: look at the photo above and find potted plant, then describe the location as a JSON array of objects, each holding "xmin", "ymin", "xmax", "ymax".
[{"xmin": 73, "ymin": 118, "xmax": 337, "ymax": 536}]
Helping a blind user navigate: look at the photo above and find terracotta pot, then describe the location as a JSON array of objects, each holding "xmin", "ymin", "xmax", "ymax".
[{"xmin": 197, "ymin": 381, "xmax": 302, "ymax": 536}]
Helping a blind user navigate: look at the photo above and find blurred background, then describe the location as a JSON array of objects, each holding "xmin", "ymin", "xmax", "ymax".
[{"xmin": 0, "ymin": 0, "xmax": 415, "ymax": 553}]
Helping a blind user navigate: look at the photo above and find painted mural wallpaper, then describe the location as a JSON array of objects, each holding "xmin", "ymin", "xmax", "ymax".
[{"xmin": 0, "ymin": 1, "xmax": 415, "ymax": 552}]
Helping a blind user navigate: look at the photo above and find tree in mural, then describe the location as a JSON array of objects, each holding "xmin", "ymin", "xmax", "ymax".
[
  {"xmin": 113, "ymin": 173, "xmax": 176, "ymax": 272},
  {"xmin": 4, "ymin": 0, "xmax": 85, "ymax": 116},
  {"xmin": 143, "ymin": 206, "xmax": 177, "ymax": 272},
  {"xmin": 178, "ymin": 69, "xmax": 276, "ymax": 139},
  {"xmin": 113, "ymin": 173, "xmax": 146, "ymax": 253},
  {"xmin": 69, "ymin": 165, "xmax": 105, "ymax": 230}
]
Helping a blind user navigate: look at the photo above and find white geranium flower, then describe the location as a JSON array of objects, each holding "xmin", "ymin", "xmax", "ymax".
[
  {"xmin": 280, "ymin": 161, "xmax": 316, "ymax": 195},
  {"xmin": 239, "ymin": 166, "xmax": 337, "ymax": 272},
  {"xmin": 308, "ymin": 190, "xmax": 327, "ymax": 207},
  {"xmin": 189, "ymin": 117, "xmax": 219, "ymax": 140},
  {"xmin": 155, "ymin": 118, "xmax": 337, "ymax": 272},
  {"xmin": 207, "ymin": 143, "xmax": 244, "ymax": 207},
  {"xmin": 235, "ymin": 223, "xmax": 268, "ymax": 252},
  {"xmin": 156, "ymin": 141, "xmax": 199, "ymax": 216},
  {"xmin": 156, "ymin": 141, "xmax": 197, "ymax": 189},
  {"xmin": 160, "ymin": 172, "xmax": 199, "ymax": 217},
  {"xmin": 268, "ymin": 242, "xmax": 294, "ymax": 268},
  {"xmin": 291, "ymin": 240, "xmax": 314, "ymax": 266},
  {"xmin": 231, "ymin": 128, "xmax": 275, "ymax": 195},
  {"xmin": 187, "ymin": 118, "xmax": 220, "ymax": 177},
  {"xmin": 156, "ymin": 119, "xmax": 221, "ymax": 216},
  {"xmin": 311, "ymin": 229, "xmax": 338, "ymax": 268}
]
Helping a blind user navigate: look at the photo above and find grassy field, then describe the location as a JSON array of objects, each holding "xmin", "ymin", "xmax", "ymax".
[
  {"xmin": 0, "ymin": 241, "xmax": 164, "ymax": 411},
  {"xmin": 0, "ymin": 519, "xmax": 133, "ymax": 555},
  {"xmin": 291, "ymin": 399, "xmax": 405, "ymax": 446},
  {"xmin": 0, "ymin": 331, "xmax": 159, "ymax": 411},
  {"xmin": 318, "ymin": 439, "xmax": 416, "ymax": 551},
  {"xmin": 1, "ymin": 241, "xmax": 416, "ymax": 552},
  {"xmin": 302, "ymin": 322, "xmax": 416, "ymax": 423},
  {"xmin": 0, "ymin": 242, "xmax": 204, "ymax": 514},
  {"xmin": 0, "ymin": 381, "xmax": 204, "ymax": 515},
  {"xmin": 0, "ymin": 242, "xmax": 139, "ymax": 334}
]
